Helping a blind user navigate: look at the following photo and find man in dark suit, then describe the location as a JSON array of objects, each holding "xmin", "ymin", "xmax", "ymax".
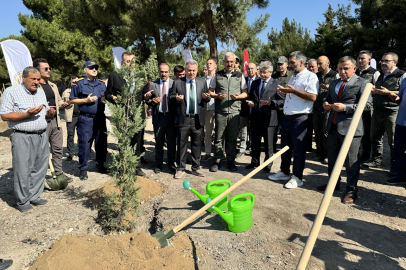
[
  {"xmin": 246, "ymin": 61, "xmax": 285, "ymax": 172},
  {"xmin": 169, "ymin": 59, "xmax": 211, "ymax": 179},
  {"xmin": 105, "ymin": 51, "xmax": 146, "ymax": 176},
  {"xmin": 318, "ymin": 56, "xmax": 372, "ymax": 204},
  {"xmin": 145, "ymin": 63, "xmax": 176, "ymax": 174}
]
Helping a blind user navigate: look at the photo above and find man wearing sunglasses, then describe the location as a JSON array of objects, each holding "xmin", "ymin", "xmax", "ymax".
[
  {"xmin": 69, "ymin": 60, "xmax": 108, "ymax": 180},
  {"xmin": 33, "ymin": 58, "xmax": 72, "ymax": 184}
]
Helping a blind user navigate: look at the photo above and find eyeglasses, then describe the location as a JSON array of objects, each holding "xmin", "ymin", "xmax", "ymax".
[
  {"xmin": 87, "ymin": 66, "xmax": 99, "ymax": 70},
  {"xmin": 379, "ymin": 60, "xmax": 395, "ymax": 64},
  {"xmin": 42, "ymin": 67, "xmax": 52, "ymax": 71}
]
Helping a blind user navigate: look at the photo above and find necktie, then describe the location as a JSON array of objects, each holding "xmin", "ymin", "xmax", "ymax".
[
  {"xmin": 189, "ymin": 80, "xmax": 195, "ymax": 114},
  {"xmin": 260, "ymin": 80, "xmax": 266, "ymax": 97},
  {"xmin": 332, "ymin": 81, "xmax": 347, "ymax": 124},
  {"xmin": 162, "ymin": 81, "xmax": 167, "ymax": 113}
]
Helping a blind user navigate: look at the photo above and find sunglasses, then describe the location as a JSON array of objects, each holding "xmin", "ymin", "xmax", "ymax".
[
  {"xmin": 87, "ymin": 66, "xmax": 99, "ymax": 71},
  {"xmin": 42, "ymin": 67, "xmax": 52, "ymax": 71}
]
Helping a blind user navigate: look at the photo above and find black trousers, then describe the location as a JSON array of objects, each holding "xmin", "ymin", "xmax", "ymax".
[
  {"xmin": 66, "ymin": 115, "xmax": 78, "ymax": 156},
  {"xmin": 313, "ymin": 110, "xmax": 329, "ymax": 158},
  {"xmin": 131, "ymin": 127, "xmax": 144, "ymax": 170},
  {"xmin": 251, "ymin": 122, "xmax": 275, "ymax": 168},
  {"xmin": 328, "ymin": 124, "xmax": 362, "ymax": 194},
  {"xmin": 153, "ymin": 113, "xmax": 176, "ymax": 166},
  {"xmin": 177, "ymin": 116, "xmax": 202, "ymax": 171},
  {"xmin": 273, "ymin": 109, "xmax": 284, "ymax": 151}
]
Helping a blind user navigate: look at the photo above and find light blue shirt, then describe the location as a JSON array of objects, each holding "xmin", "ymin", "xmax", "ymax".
[
  {"xmin": 0, "ymin": 84, "xmax": 49, "ymax": 131},
  {"xmin": 186, "ymin": 78, "xmax": 198, "ymax": 115},
  {"xmin": 396, "ymin": 78, "xmax": 406, "ymax": 127},
  {"xmin": 259, "ymin": 77, "xmax": 271, "ymax": 97}
]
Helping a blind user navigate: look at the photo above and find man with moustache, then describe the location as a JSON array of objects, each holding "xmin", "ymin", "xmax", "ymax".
[
  {"xmin": 307, "ymin": 59, "xmax": 318, "ymax": 74},
  {"xmin": 0, "ymin": 67, "xmax": 56, "ymax": 212},
  {"xmin": 169, "ymin": 60, "xmax": 211, "ymax": 179},
  {"xmin": 363, "ymin": 52, "xmax": 406, "ymax": 177},
  {"xmin": 268, "ymin": 51, "xmax": 318, "ymax": 189},
  {"xmin": 209, "ymin": 52, "xmax": 248, "ymax": 172}
]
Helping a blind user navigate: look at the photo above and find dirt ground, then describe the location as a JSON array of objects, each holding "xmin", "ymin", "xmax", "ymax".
[{"xmin": 1, "ymin": 112, "xmax": 406, "ymax": 270}]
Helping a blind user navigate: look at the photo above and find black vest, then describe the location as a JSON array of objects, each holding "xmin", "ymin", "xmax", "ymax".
[
  {"xmin": 374, "ymin": 68, "xmax": 405, "ymax": 113},
  {"xmin": 356, "ymin": 66, "xmax": 378, "ymax": 84},
  {"xmin": 314, "ymin": 69, "xmax": 338, "ymax": 110}
]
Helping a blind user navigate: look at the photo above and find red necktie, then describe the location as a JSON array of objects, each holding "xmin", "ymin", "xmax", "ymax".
[
  {"xmin": 162, "ymin": 82, "xmax": 167, "ymax": 113},
  {"xmin": 332, "ymin": 81, "xmax": 346, "ymax": 124}
]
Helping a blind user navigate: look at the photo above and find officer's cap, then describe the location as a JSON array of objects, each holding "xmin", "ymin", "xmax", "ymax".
[
  {"xmin": 277, "ymin": 56, "xmax": 288, "ymax": 64},
  {"xmin": 84, "ymin": 60, "xmax": 99, "ymax": 68}
]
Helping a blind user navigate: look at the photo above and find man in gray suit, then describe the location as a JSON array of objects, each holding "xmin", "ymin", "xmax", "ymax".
[
  {"xmin": 145, "ymin": 63, "xmax": 176, "ymax": 174},
  {"xmin": 318, "ymin": 56, "xmax": 372, "ymax": 204},
  {"xmin": 169, "ymin": 60, "xmax": 211, "ymax": 179}
]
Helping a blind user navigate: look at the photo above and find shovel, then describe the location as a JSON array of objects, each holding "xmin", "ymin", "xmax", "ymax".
[
  {"xmin": 152, "ymin": 145, "xmax": 289, "ymax": 247},
  {"xmin": 49, "ymin": 154, "xmax": 56, "ymax": 179}
]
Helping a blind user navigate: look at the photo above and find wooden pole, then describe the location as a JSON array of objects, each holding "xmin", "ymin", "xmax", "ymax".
[{"xmin": 296, "ymin": 83, "xmax": 373, "ymax": 270}]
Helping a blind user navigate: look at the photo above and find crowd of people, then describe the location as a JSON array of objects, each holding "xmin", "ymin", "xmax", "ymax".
[{"xmin": 1, "ymin": 49, "xmax": 405, "ymax": 213}]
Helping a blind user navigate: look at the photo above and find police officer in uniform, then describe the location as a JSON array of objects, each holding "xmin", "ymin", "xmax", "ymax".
[{"xmin": 69, "ymin": 60, "xmax": 108, "ymax": 180}]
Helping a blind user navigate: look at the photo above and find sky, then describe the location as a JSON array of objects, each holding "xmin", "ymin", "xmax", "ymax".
[{"xmin": 0, "ymin": 0, "xmax": 358, "ymax": 44}]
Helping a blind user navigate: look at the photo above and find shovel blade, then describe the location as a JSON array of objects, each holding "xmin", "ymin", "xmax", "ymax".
[{"xmin": 152, "ymin": 231, "xmax": 168, "ymax": 248}]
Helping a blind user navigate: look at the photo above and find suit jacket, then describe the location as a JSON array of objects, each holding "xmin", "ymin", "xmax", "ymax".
[
  {"xmin": 145, "ymin": 78, "xmax": 174, "ymax": 125},
  {"xmin": 240, "ymin": 76, "xmax": 259, "ymax": 117},
  {"xmin": 325, "ymin": 75, "xmax": 371, "ymax": 136},
  {"xmin": 249, "ymin": 77, "xmax": 285, "ymax": 127},
  {"xmin": 106, "ymin": 71, "xmax": 146, "ymax": 119},
  {"xmin": 169, "ymin": 77, "xmax": 210, "ymax": 128}
]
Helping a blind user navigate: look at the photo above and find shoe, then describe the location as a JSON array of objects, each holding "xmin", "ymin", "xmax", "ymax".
[
  {"xmin": 245, "ymin": 163, "xmax": 258, "ymax": 169},
  {"xmin": 154, "ymin": 165, "xmax": 162, "ymax": 174},
  {"xmin": 343, "ymin": 193, "xmax": 357, "ymax": 204},
  {"xmin": 322, "ymin": 158, "xmax": 328, "ymax": 164},
  {"xmin": 174, "ymin": 170, "xmax": 184, "ymax": 179},
  {"xmin": 317, "ymin": 183, "xmax": 340, "ymax": 191},
  {"xmin": 236, "ymin": 152, "xmax": 244, "ymax": 159},
  {"xmin": 268, "ymin": 170, "xmax": 290, "ymax": 181},
  {"xmin": 192, "ymin": 169, "xmax": 206, "ymax": 177},
  {"xmin": 263, "ymin": 167, "xmax": 270, "ymax": 173},
  {"xmin": 136, "ymin": 169, "xmax": 146, "ymax": 177},
  {"xmin": 141, "ymin": 157, "xmax": 148, "ymax": 164},
  {"xmin": 387, "ymin": 165, "xmax": 398, "ymax": 177},
  {"xmin": 210, "ymin": 162, "xmax": 221, "ymax": 172},
  {"xmin": 96, "ymin": 164, "xmax": 109, "ymax": 174},
  {"xmin": 79, "ymin": 170, "xmax": 88, "ymax": 181},
  {"xmin": 56, "ymin": 173, "xmax": 73, "ymax": 183},
  {"xmin": 66, "ymin": 156, "xmax": 73, "ymax": 161},
  {"xmin": 386, "ymin": 177, "xmax": 406, "ymax": 185},
  {"xmin": 227, "ymin": 161, "xmax": 237, "ymax": 172},
  {"xmin": 0, "ymin": 259, "xmax": 13, "ymax": 269},
  {"xmin": 17, "ymin": 204, "xmax": 33, "ymax": 213},
  {"xmin": 362, "ymin": 160, "xmax": 382, "ymax": 168},
  {"xmin": 201, "ymin": 154, "xmax": 212, "ymax": 162},
  {"xmin": 31, "ymin": 199, "xmax": 48, "ymax": 206},
  {"xmin": 169, "ymin": 164, "xmax": 177, "ymax": 173},
  {"xmin": 284, "ymin": 175, "xmax": 304, "ymax": 189}
]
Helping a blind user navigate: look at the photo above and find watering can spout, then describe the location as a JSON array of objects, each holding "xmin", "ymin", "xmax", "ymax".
[
  {"xmin": 183, "ymin": 180, "xmax": 210, "ymax": 203},
  {"xmin": 206, "ymin": 198, "xmax": 234, "ymax": 226}
]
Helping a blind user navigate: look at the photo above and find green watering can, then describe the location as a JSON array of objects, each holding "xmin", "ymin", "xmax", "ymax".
[
  {"xmin": 183, "ymin": 180, "xmax": 232, "ymax": 212},
  {"xmin": 207, "ymin": 193, "xmax": 255, "ymax": 233}
]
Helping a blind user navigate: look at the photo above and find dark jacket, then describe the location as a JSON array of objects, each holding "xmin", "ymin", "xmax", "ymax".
[
  {"xmin": 314, "ymin": 69, "xmax": 338, "ymax": 111},
  {"xmin": 144, "ymin": 78, "xmax": 174, "ymax": 125},
  {"xmin": 240, "ymin": 76, "xmax": 259, "ymax": 117}
]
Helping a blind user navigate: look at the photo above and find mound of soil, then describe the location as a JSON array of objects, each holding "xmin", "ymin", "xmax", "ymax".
[{"xmin": 29, "ymin": 231, "xmax": 198, "ymax": 270}]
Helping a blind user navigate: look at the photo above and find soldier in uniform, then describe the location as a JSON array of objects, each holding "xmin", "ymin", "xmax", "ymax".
[
  {"xmin": 355, "ymin": 50, "xmax": 381, "ymax": 162},
  {"xmin": 209, "ymin": 52, "xmax": 248, "ymax": 172},
  {"xmin": 271, "ymin": 56, "xmax": 292, "ymax": 150},
  {"xmin": 363, "ymin": 52, "xmax": 406, "ymax": 177},
  {"xmin": 69, "ymin": 60, "xmax": 108, "ymax": 180}
]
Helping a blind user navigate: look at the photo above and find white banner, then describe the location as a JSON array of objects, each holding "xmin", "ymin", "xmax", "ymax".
[
  {"xmin": 183, "ymin": 50, "xmax": 193, "ymax": 64},
  {"xmin": 0, "ymin": 39, "xmax": 33, "ymax": 86},
  {"xmin": 112, "ymin": 47, "xmax": 127, "ymax": 69}
]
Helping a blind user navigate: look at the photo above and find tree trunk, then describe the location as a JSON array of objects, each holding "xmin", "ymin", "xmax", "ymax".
[
  {"xmin": 153, "ymin": 28, "xmax": 166, "ymax": 64},
  {"xmin": 204, "ymin": 6, "xmax": 218, "ymax": 62}
]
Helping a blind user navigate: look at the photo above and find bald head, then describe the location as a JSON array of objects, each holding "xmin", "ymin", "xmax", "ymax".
[
  {"xmin": 247, "ymin": 63, "xmax": 257, "ymax": 78},
  {"xmin": 317, "ymin": 56, "xmax": 331, "ymax": 75}
]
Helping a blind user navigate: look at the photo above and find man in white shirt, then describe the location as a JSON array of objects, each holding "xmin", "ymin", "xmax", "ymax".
[{"xmin": 268, "ymin": 51, "xmax": 318, "ymax": 189}]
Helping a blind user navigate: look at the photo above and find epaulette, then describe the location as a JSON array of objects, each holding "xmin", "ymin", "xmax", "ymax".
[
  {"xmin": 77, "ymin": 77, "xmax": 84, "ymax": 81},
  {"xmin": 72, "ymin": 77, "xmax": 84, "ymax": 87}
]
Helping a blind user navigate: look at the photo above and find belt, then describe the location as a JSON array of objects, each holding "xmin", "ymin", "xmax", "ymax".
[
  {"xmin": 185, "ymin": 114, "xmax": 196, "ymax": 117},
  {"xmin": 14, "ymin": 129, "xmax": 46, "ymax": 135},
  {"xmin": 80, "ymin": 112, "xmax": 103, "ymax": 118},
  {"xmin": 284, "ymin": 113, "xmax": 308, "ymax": 119},
  {"xmin": 159, "ymin": 112, "xmax": 169, "ymax": 115}
]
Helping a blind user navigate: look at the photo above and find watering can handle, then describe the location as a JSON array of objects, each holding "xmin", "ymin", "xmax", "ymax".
[
  {"xmin": 207, "ymin": 179, "xmax": 233, "ymax": 189},
  {"xmin": 229, "ymin": 193, "xmax": 255, "ymax": 208}
]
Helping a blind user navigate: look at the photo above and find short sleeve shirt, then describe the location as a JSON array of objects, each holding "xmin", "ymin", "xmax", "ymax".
[
  {"xmin": 70, "ymin": 77, "xmax": 106, "ymax": 115},
  {"xmin": 0, "ymin": 84, "xmax": 49, "ymax": 131},
  {"xmin": 283, "ymin": 68, "xmax": 319, "ymax": 115}
]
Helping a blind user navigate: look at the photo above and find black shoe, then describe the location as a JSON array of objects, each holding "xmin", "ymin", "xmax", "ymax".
[
  {"xmin": 236, "ymin": 152, "xmax": 244, "ymax": 159},
  {"xmin": 362, "ymin": 160, "xmax": 382, "ymax": 168},
  {"xmin": 245, "ymin": 163, "xmax": 257, "ymax": 169},
  {"xmin": 263, "ymin": 167, "xmax": 271, "ymax": 173},
  {"xmin": 136, "ymin": 169, "xmax": 146, "ymax": 177},
  {"xmin": 17, "ymin": 204, "xmax": 33, "ymax": 213},
  {"xmin": 66, "ymin": 155, "xmax": 73, "ymax": 161},
  {"xmin": 169, "ymin": 164, "xmax": 177, "ymax": 173},
  {"xmin": 96, "ymin": 164, "xmax": 109, "ymax": 174},
  {"xmin": 386, "ymin": 177, "xmax": 406, "ymax": 185},
  {"xmin": 154, "ymin": 165, "xmax": 162, "ymax": 174},
  {"xmin": 141, "ymin": 157, "xmax": 148, "ymax": 164},
  {"xmin": 387, "ymin": 165, "xmax": 398, "ymax": 177},
  {"xmin": 79, "ymin": 170, "xmax": 88, "ymax": 181},
  {"xmin": 31, "ymin": 198, "xmax": 48, "ymax": 206},
  {"xmin": 317, "ymin": 183, "xmax": 340, "ymax": 191},
  {"xmin": 201, "ymin": 154, "xmax": 212, "ymax": 162},
  {"xmin": 210, "ymin": 162, "xmax": 220, "ymax": 172},
  {"xmin": 221, "ymin": 155, "xmax": 227, "ymax": 162},
  {"xmin": 0, "ymin": 259, "xmax": 13, "ymax": 270},
  {"xmin": 227, "ymin": 161, "xmax": 237, "ymax": 172}
]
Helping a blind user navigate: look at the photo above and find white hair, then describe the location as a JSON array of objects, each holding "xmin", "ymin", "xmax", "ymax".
[
  {"xmin": 258, "ymin": 61, "xmax": 273, "ymax": 73},
  {"xmin": 186, "ymin": 59, "xmax": 198, "ymax": 68},
  {"xmin": 222, "ymin": 52, "xmax": 236, "ymax": 61}
]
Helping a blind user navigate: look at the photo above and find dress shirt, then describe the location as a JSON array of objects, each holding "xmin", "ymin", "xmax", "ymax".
[
  {"xmin": 204, "ymin": 75, "xmax": 215, "ymax": 110},
  {"xmin": 396, "ymin": 79, "xmax": 406, "ymax": 127},
  {"xmin": 186, "ymin": 78, "xmax": 198, "ymax": 115},
  {"xmin": 0, "ymin": 84, "xmax": 49, "ymax": 131},
  {"xmin": 334, "ymin": 75, "xmax": 356, "ymax": 111},
  {"xmin": 283, "ymin": 68, "xmax": 319, "ymax": 115},
  {"xmin": 159, "ymin": 79, "xmax": 169, "ymax": 113},
  {"xmin": 247, "ymin": 76, "xmax": 258, "ymax": 93}
]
